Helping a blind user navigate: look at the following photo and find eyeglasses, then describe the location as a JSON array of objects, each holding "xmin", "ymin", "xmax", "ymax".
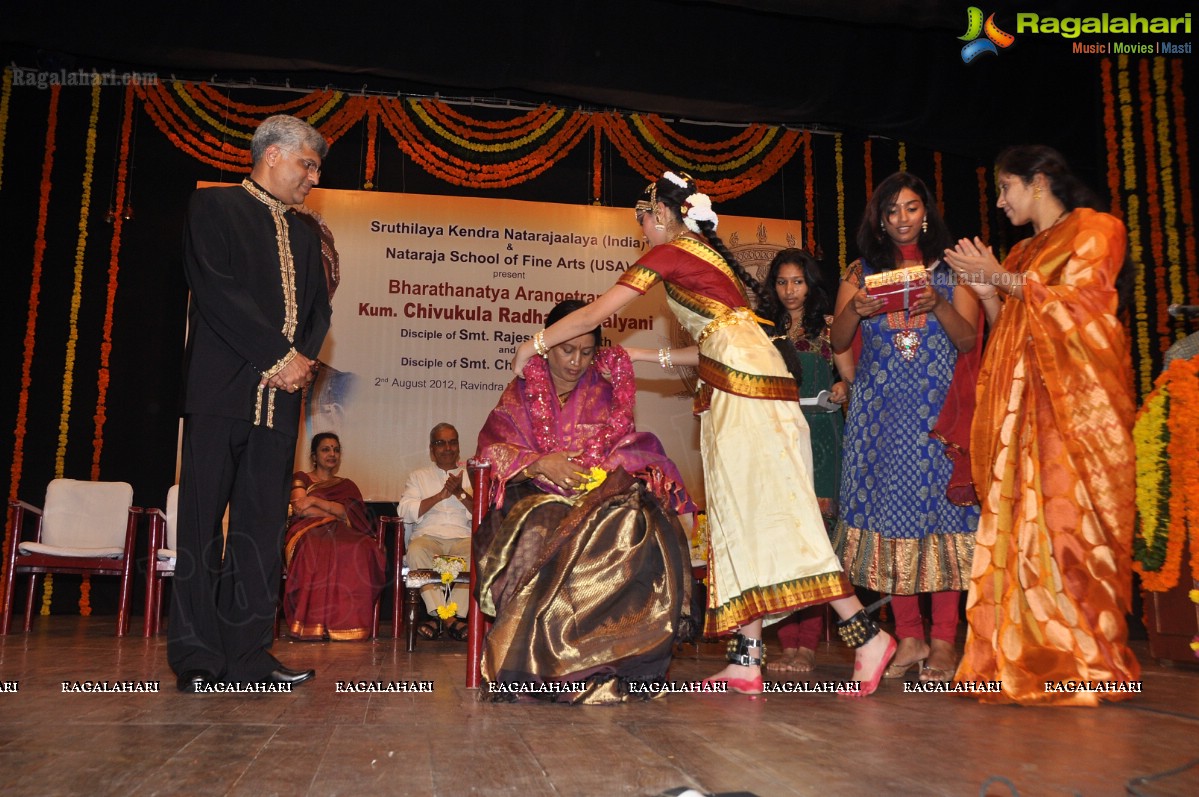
[
  {"xmin": 430, "ymin": 439, "xmax": 459, "ymax": 448},
  {"xmin": 283, "ymin": 149, "xmax": 322, "ymax": 176}
]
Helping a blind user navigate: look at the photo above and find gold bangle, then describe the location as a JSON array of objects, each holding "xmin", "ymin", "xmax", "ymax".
[
  {"xmin": 657, "ymin": 347, "xmax": 673, "ymax": 369},
  {"xmin": 533, "ymin": 330, "xmax": 549, "ymax": 358}
]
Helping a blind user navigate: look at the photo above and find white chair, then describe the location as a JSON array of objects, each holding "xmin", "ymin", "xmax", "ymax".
[{"xmin": 2, "ymin": 479, "xmax": 141, "ymax": 636}]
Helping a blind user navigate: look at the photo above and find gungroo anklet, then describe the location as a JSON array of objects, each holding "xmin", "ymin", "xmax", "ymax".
[
  {"xmin": 836, "ymin": 609, "xmax": 881, "ymax": 648},
  {"xmin": 725, "ymin": 633, "xmax": 765, "ymax": 666}
]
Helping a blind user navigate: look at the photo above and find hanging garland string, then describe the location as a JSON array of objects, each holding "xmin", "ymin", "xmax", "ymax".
[
  {"xmin": 1170, "ymin": 60, "xmax": 1197, "ymax": 305},
  {"xmin": 2, "ymin": 85, "xmax": 60, "ymax": 612},
  {"xmin": 1100, "ymin": 59, "xmax": 1123, "ymax": 218},
  {"xmin": 91, "ymin": 84, "xmax": 135, "ymax": 480},
  {"xmin": 803, "ymin": 131, "xmax": 816, "ymax": 251},
  {"xmin": 933, "ymin": 151, "xmax": 945, "ymax": 221},
  {"xmin": 51, "ymin": 78, "xmax": 103, "ymax": 617},
  {"xmin": 1137, "ymin": 60, "xmax": 1169, "ymax": 350},
  {"xmin": 0, "ymin": 67, "xmax": 12, "ymax": 190},
  {"xmin": 976, "ymin": 167, "xmax": 990, "ymax": 245},
  {"xmin": 897, "ymin": 141, "xmax": 907, "ymax": 174},
  {"xmin": 363, "ymin": 100, "xmax": 378, "ymax": 189},
  {"xmin": 1133, "ymin": 357, "xmax": 1199, "ymax": 592},
  {"xmin": 834, "ymin": 133, "xmax": 846, "ymax": 270},
  {"xmin": 189, "ymin": 83, "xmax": 335, "ymax": 126},
  {"xmin": 863, "ymin": 139, "xmax": 873, "ymax": 196},
  {"xmin": 1153, "ymin": 57, "xmax": 1183, "ymax": 335},
  {"xmin": 1116, "ymin": 55, "xmax": 1152, "ymax": 395}
]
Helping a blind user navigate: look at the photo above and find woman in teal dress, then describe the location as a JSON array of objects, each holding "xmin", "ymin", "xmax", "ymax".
[{"xmin": 760, "ymin": 248, "xmax": 850, "ymax": 672}]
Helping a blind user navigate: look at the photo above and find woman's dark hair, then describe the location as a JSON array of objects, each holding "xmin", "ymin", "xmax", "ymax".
[
  {"xmin": 996, "ymin": 145, "xmax": 1128, "ymax": 317},
  {"xmin": 856, "ymin": 171, "xmax": 952, "ymax": 272},
  {"xmin": 546, "ymin": 299, "xmax": 601, "ymax": 347},
  {"xmin": 994, "ymin": 145, "xmax": 1100, "ymax": 211},
  {"xmin": 760, "ymin": 248, "xmax": 832, "ymax": 340},
  {"xmin": 310, "ymin": 432, "xmax": 339, "ymax": 456},
  {"xmin": 650, "ymin": 173, "xmax": 777, "ymax": 311},
  {"xmin": 652, "ymin": 173, "xmax": 805, "ymax": 383}
]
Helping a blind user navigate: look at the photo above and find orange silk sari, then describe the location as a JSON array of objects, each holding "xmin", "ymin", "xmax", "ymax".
[{"xmin": 955, "ymin": 209, "xmax": 1141, "ymax": 705}]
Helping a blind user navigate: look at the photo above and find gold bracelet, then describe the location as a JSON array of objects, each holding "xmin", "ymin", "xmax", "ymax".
[
  {"xmin": 533, "ymin": 330, "xmax": 549, "ymax": 358},
  {"xmin": 657, "ymin": 347, "xmax": 673, "ymax": 369}
]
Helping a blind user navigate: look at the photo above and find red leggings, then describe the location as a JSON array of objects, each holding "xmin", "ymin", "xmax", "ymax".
[
  {"xmin": 775, "ymin": 606, "xmax": 825, "ymax": 650},
  {"xmin": 891, "ymin": 591, "xmax": 960, "ymax": 643}
]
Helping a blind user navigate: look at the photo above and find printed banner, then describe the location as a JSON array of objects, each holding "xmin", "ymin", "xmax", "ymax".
[{"xmin": 204, "ymin": 184, "xmax": 802, "ymax": 502}]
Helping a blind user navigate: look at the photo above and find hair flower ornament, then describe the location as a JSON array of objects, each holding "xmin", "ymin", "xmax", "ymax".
[
  {"xmin": 664, "ymin": 171, "xmax": 690, "ymax": 189},
  {"xmin": 683, "ymin": 191, "xmax": 718, "ymax": 233}
]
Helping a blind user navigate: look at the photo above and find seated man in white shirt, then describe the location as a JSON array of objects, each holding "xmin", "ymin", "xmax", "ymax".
[{"xmin": 397, "ymin": 422, "xmax": 473, "ymax": 640}]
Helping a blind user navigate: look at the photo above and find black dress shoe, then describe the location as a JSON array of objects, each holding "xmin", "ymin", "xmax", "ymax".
[
  {"xmin": 266, "ymin": 665, "xmax": 315, "ymax": 686},
  {"xmin": 177, "ymin": 669, "xmax": 218, "ymax": 693}
]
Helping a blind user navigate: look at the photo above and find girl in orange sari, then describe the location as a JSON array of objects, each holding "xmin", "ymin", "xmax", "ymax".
[
  {"xmin": 944, "ymin": 145, "xmax": 1140, "ymax": 704},
  {"xmin": 284, "ymin": 433, "xmax": 385, "ymax": 640}
]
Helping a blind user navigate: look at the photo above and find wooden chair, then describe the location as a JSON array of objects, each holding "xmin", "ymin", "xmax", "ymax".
[
  {"xmin": 2, "ymin": 479, "xmax": 141, "ymax": 636},
  {"xmin": 388, "ymin": 521, "xmax": 472, "ymax": 652},
  {"xmin": 146, "ymin": 486, "xmax": 395, "ymax": 639},
  {"xmin": 142, "ymin": 485, "xmax": 178, "ymax": 637}
]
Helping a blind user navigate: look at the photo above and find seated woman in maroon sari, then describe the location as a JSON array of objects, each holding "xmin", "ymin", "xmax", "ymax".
[{"xmin": 284, "ymin": 433, "xmax": 385, "ymax": 640}]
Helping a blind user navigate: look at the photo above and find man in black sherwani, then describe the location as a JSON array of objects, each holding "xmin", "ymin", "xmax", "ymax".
[{"xmin": 170, "ymin": 115, "xmax": 332, "ymax": 692}]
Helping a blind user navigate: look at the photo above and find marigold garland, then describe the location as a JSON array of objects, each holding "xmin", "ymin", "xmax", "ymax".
[
  {"xmin": 1170, "ymin": 61, "xmax": 1197, "ymax": 306},
  {"xmin": 50, "ymin": 79, "xmax": 103, "ymax": 617},
  {"xmin": 1133, "ymin": 357, "xmax": 1199, "ymax": 591},
  {"xmin": 803, "ymin": 131, "xmax": 815, "ymax": 251},
  {"xmin": 0, "ymin": 66, "xmax": 12, "ymax": 190},
  {"xmin": 1100, "ymin": 59, "xmax": 1122, "ymax": 217},
  {"xmin": 863, "ymin": 139, "xmax": 873, "ymax": 197},
  {"xmin": 1153, "ymin": 58, "xmax": 1183, "ymax": 334},
  {"xmin": 834, "ymin": 133, "xmax": 846, "ymax": 271},
  {"xmin": 364, "ymin": 102, "xmax": 378, "ymax": 189},
  {"xmin": 976, "ymin": 167, "xmax": 990, "ymax": 244},
  {"xmin": 92, "ymin": 84, "xmax": 135, "ymax": 479},
  {"xmin": 1116, "ymin": 55, "xmax": 1152, "ymax": 395},
  {"xmin": 897, "ymin": 141, "xmax": 907, "ymax": 174},
  {"xmin": 1137, "ymin": 60, "xmax": 1168, "ymax": 348},
  {"xmin": 2, "ymin": 85, "xmax": 59, "ymax": 614},
  {"xmin": 933, "ymin": 151, "xmax": 945, "ymax": 221}
]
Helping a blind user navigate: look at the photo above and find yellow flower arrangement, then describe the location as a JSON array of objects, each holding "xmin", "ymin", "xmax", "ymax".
[{"xmin": 431, "ymin": 554, "xmax": 467, "ymax": 621}]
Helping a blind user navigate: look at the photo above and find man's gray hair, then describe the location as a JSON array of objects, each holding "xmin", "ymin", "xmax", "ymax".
[
  {"xmin": 429, "ymin": 422, "xmax": 458, "ymax": 445},
  {"xmin": 250, "ymin": 115, "xmax": 329, "ymax": 164}
]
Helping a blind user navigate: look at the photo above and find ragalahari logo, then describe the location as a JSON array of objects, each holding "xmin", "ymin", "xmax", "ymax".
[{"xmin": 959, "ymin": 7, "xmax": 1016, "ymax": 62}]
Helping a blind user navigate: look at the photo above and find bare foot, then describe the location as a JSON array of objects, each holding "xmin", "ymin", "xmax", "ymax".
[
  {"xmin": 919, "ymin": 639, "xmax": 957, "ymax": 683},
  {"xmin": 845, "ymin": 631, "xmax": 896, "ymax": 698},
  {"xmin": 794, "ymin": 647, "xmax": 816, "ymax": 673},
  {"xmin": 771, "ymin": 649, "xmax": 801, "ymax": 673},
  {"xmin": 703, "ymin": 662, "xmax": 763, "ymax": 694}
]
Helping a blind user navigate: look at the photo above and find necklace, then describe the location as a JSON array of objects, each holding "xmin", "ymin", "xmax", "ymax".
[{"xmin": 885, "ymin": 258, "xmax": 929, "ymax": 362}]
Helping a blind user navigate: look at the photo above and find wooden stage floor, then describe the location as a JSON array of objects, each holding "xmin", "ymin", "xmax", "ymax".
[{"xmin": 0, "ymin": 617, "xmax": 1197, "ymax": 796}]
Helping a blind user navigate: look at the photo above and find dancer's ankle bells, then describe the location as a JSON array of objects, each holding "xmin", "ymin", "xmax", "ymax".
[
  {"xmin": 836, "ymin": 609, "xmax": 896, "ymax": 699},
  {"xmin": 702, "ymin": 633, "xmax": 765, "ymax": 695}
]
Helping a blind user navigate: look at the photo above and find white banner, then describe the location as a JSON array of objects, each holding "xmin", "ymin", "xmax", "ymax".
[{"xmin": 290, "ymin": 187, "xmax": 801, "ymax": 503}]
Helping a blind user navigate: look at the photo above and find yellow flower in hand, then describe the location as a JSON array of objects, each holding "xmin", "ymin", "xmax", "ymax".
[
  {"xmin": 577, "ymin": 466, "xmax": 607, "ymax": 493},
  {"xmin": 1189, "ymin": 589, "xmax": 1199, "ymax": 604}
]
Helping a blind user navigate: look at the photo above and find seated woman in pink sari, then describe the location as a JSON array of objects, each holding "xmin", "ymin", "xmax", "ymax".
[
  {"xmin": 475, "ymin": 300, "xmax": 698, "ymax": 703},
  {"xmin": 284, "ymin": 433, "xmax": 385, "ymax": 640}
]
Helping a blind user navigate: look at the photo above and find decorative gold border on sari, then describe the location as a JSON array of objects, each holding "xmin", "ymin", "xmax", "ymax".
[
  {"xmin": 698, "ymin": 354, "xmax": 799, "ymax": 402},
  {"xmin": 287, "ymin": 620, "xmax": 372, "ymax": 641},
  {"xmin": 705, "ymin": 570, "xmax": 852, "ymax": 637},
  {"xmin": 831, "ymin": 521, "xmax": 976, "ymax": 594},
  {"xmin": 617, "ymin": 264, "xmax": 661, "ymax": 293}
]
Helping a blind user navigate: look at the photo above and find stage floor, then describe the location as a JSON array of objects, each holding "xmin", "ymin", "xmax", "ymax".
[{"xmin": 0, "ymin": 617, "xmax": 1197, "ymax": 796}]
